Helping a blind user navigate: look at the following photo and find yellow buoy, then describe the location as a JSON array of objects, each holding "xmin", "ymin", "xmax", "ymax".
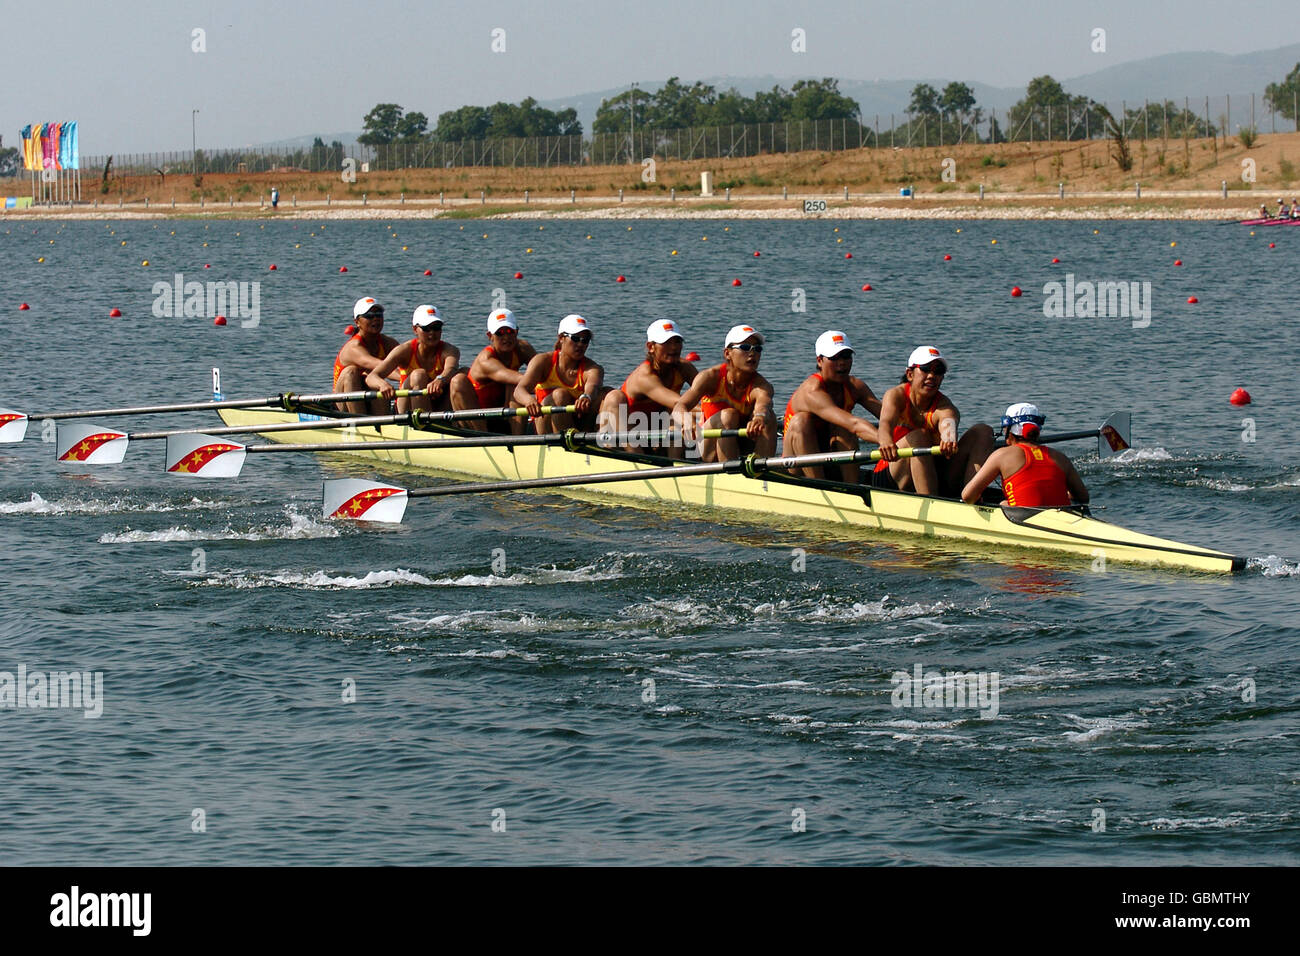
[
  {"xmin": 1093, "ymin": 229, "xmax": 1099, "ymax": 234},
  {"xmin": 956, "ymin": 228, "xmax": 962, "ymax": 233},
  {"xmin": 1170, "ymin": 241, "xmax": 1177, "ymax": 247},
  {"xmin": 402, "ymin": 245, "xmax": 408, "ymax": 251},
  {"xmin": 671, "ymin": 250, "xmax": 678, "ymax": 255},
  {"xmin": 991, "ymin": 239, "xmax": 997, "ymax": 245},
  {"xmin": 142, "ymin": 260, "xmax": 149, "ymax": 266},
  {"xmin": 37, "ymin": 257, "xmax": 44, "ymax": 263},
  {"xmin": 526, "ymin": 248, "xmax": 533, "ymax": 253}
]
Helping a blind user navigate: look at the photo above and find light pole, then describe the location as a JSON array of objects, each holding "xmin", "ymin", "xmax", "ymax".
[
  {"xmin": 629, "ymin": 83, "xmax": 637, "ymax": 164},
  {"xmin": 192, "ymin": 110, "xmax": 199, "ymax": 174}
]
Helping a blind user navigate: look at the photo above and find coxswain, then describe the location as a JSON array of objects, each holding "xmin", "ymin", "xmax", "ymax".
[
  {"xmin": 514, "ymin": 314, "xmax": 609, "ymax": 434},
  {"xmin": 365, "ymin": 305, "xmax": 471, "ymax": 415},
  {"xmin": 598, "ymin": 319, "xmax": 698, "ymax": 454},
  {"xmin": 1260, "ymin": 203, "xmax": 1270, "ymax": 220},
  {"xmin": 672, "ymin": 325, "xmax": 776, "ymax": 461},
  {"xmin": 333, "ymin": 296, "xmax": 401, "ymax": 414},
  {"xmin": 466, "ymin": 308, "xmax": 537, "ymax": 434},
  {"xmin": 962, "ymin": 403, "xmax": 1089, "ymax": 506},
  {"xmin": 873, "ymin": 346, "xmax": 994, "ymax": 496},
  {"xmin": 781, "ymin": 330, "xmax": 882, "ymax": 482}
]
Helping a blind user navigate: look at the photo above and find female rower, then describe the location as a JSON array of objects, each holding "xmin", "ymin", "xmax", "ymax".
[
  {"xmin": 334, "ymin": 296, "xmax": 400, "ymax": 415},
  {"xmin": 514, "ymin": 314, "xmax": 609, "ymax": 434},
  {"xmin": 366, "ymin": 306, "xmax": 473, "ymax": 414},
  {"xmin": 599, "ymin": 319, "xmax": 698, "ymax": 454},
  {"xmin": 672, "ymin": 325, "xmax": 776, "ymax": 461},
  {"xmin": 466, "ymin": 309, "xmax": 537, "ymax": 434},
  {"xmin": 961, "ymin": 403, "xmax": 1089, "ymax": 506}
]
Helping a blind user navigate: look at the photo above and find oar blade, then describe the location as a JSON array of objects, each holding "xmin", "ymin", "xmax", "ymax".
[
  {"xmin": 323, "ymin": 479, "xmax": 409, "ymax": 523},
  {"xmin": 1099, "ymin": 412, "xmax": 1131, "ymax": 457},
  {"xmin": 56, "ymin": 423, "xmax": 129, "ymax": 464},
  {"xmin": 165, "ymin": 434, "xmax": 248, "ymax": 477},
  {"xmin": 0, "ymin": 409, "xmax": 29, "ymax": 443}
]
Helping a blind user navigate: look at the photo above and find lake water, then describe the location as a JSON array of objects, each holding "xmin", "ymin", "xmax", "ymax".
[{"xmin": 0, "ymin": 216, "xmax": 1296, "ymax": 864}]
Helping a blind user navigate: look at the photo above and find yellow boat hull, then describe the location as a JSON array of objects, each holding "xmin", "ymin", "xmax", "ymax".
[{"xmin": 218, "ymin": 408, "xmax": 1245, "ymax": 574}]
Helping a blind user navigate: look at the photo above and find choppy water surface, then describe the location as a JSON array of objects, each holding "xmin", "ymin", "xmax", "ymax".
[{"xmin": 0, "ymin": 217, "xmax": 1296, "ymax": 864}]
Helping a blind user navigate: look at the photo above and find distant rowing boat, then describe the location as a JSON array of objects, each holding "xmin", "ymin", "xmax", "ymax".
[
  {"xmin": 218, "ymin": 406, "xmax": 1245, "ymax": 574},
  {"xmin": 1237, "ymin": 216, "xmax": 1300, "ymax": 226}
]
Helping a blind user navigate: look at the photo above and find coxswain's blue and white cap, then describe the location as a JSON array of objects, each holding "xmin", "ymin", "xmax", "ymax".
[{"xmin": 1001, "ymin": 402, "xmax": 1046, "ymax": 438}]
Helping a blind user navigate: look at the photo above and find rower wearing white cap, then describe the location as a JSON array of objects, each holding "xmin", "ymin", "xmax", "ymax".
[
  {"xmin": 598, "ymin": 319, "xmax": 698, "ymax": 453},
  {"xmin": 366, "ymin": 305, "xmax": 469, "ymax": 414},
  {"xmin": 962, "ymin": 403, "xmax": 1088, "ymax": 507},
  {"xmin": 672, "ymin": 324, "xmax": 776, "ymax": 462},
  {"xmin": 466, "ymin": 308, "xmax": 537, "ymax": 434},
  {"xmin": 873, "ymin": 345, "xmax": 994, "ymax": 497},
  {"xmin": 781, "ymin": 330, "xmax": 882, "ymax": 482},
  {"xmin": 333, "ymin": 296, "xmax": 400, "ymax": 414},
  {"xmin": 515, "ymin": 314, "xmax": 609, "ymax": 434}
]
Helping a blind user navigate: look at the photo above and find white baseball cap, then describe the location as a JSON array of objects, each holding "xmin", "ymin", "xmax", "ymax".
[
  {"xmin": 816, "ymin": 330, "xmax": 854, "ymax": 358},
  {"xmin": 647, "ymin": 320, "xmax": 683, "ymax": 344},
  {"xmin": 907, "ymin": 345, "xmax": 948, "ymax": 371},
  {"xmin": 724, "ymin": 324, "xmax": 764, "ymax": 347},
  {"xmin": 353, "ymin": 296, "xmax": 382, "ymax": 318},
  {"xmin": 412, "ymin": 305, "xmax": 443, "ymax": 327},
  {"xmin": 1001, "ymin": 402, "xmax": 1046, "ymax": 437},
  {"xmin": 488, "ymin": 308, "xmax": 517, "ymax": 333},
  {"xmin": 558, "ymin": 314, "xmax": 590, "ymax": 336}
]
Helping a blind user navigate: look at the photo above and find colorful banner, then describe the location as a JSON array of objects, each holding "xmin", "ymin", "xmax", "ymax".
[{"xmin": 18, "ymin": 121, "xmax": 79, "ymax": 171}]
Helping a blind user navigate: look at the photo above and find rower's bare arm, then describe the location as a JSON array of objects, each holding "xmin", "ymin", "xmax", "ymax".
[
  {"xmin": 935, "ymin": 403, "xmax": 960, "ymax": 452},
  {"xmin": 634, "ymin": 367, "xmax": 688, "ymax": 410},
  {"xmin": 854, "ymin": 379, "xmax": 883, "ymax": 419},
  {"xmin": 961, "ymin": 449, "xmax": 1008, "ymax": 503},
  {"xmin": 1063, "ymin": 458, "xmax": 1090, "ymax": 504},
  {"xmin": 876, "ymin": 388, "xmax": 901, "ymax": 459},
  {"xmin": 672, "ymin": 371, "xmax": 716, "ymax": 435},
  {"xmin": 806, "ymin": 389, "xmax": 877, "ymax": 442},
  {"xmin": 514, "ymin": 354, "xmax": 549, "ymax": 414},
  {"xmin": 365, "ymin": 345, "xmax": 409, "ymax": 397},
  {"xmin": 747, "ymin": 379, "xmax": 776, "ymax": 439},
  {"xmin": 583, "ymin": 360, "xmax": 605, "ymax": 398}
]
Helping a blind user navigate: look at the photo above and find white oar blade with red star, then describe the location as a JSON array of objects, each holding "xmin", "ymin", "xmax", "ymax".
[
  {"xmin": 0, "ymin": 409, "xmax": 29, "ymax": 443},
  {"xmin": 56, "ymin": 423, "xmax": 129, "ymax": 464},
  {"xmin": 165, "ymin": 434, "xmax": 248, "ymax": 477},
  {"xmin": 323, "ymin": 479, "xmax": 409, "ymax": 523}
]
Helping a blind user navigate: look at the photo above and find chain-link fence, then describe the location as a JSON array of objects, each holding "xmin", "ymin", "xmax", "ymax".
[{"xmin": 70, "ymin": 91, "xmax": 1300, "ymax": 179}]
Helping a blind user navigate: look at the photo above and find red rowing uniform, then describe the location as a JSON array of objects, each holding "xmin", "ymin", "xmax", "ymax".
[
  {"xmin": 621, "ymin": 360, "xmax": 685, "ymax": 418},
  {"xmin": 468, "ymin": 345, "xmax": 522, "ymax": 409},
  {"xmin": 334, "ymin": 333, "xmax": 390, "ymax": 388},
  {"xmin": 397, "ymin": 338, "xmax": 445, "ymax": 387},
  {"xmin": 1002, "ymin": 442, "xmax": 1070, "ymax": 507},
  {"xmin": 697, "ymin": 364, "xmax": 755, "ymax": 420},
  {"xmin": 875, "ymin": 381, "xmax": 941, "ymax": 474},
  {"xmin": 782, "ymin": 373, "xmax": 855, "ymax": 434},
  {"xmin": 533, "ymin": 350, "xmax": 588, "ymax": 403}
]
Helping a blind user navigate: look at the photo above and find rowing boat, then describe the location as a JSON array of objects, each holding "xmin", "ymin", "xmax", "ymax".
[
  {"xmin": 217, "ymin": 407, "xmax": 1245, "ymax": 573},
  {"xmin": 1237, "ymin": 216, "xmax": 1300, "ymax": 226}
]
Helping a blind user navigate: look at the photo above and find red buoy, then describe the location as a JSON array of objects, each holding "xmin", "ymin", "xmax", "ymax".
[
  {"xmin": 268, "ymin": 264, "xmax": 277, "ymax": 271},
  {"xmin": 514, "ymin": 271, "xmax": 523, "ymax": 279},
  {"xmin": 344, "ymin": 324, "xmax": 357, "ymax": 336},
  {"xmin": 616, "ymin": 275, "xmax": 626, "ymax": 283},
  {"xmin": 1269, "ymin": 242, "xmax": 1276, "ymax": 248},
  {"xmin": 1187, "ymin": 296, "xmax": 1199, "ymax": 303},
  {"xmin": 943, "ymin": 254, "xmax": 952, "ymax": 261},
  {"xmin": 1051, "ymin": 257, "xmax": 1060, "ymax": 263},
  {"xmin": 18, "ymin": 303, "xmax": 29, "ymax": 310},
  {"xmin": 423, "ymin": 269, "xmax": 432, "ymax": 276},
  {"xmin": 204, "ymin": 263, "xmax": 211, "ymax": 269},
  {"xmin": 1230, "ymin": 388, "xmax": 1252, "ymax": 406},
  {"xmin": 862, "ymin": 284, "xmax": 873, "ymax": 291},
  {"xmin": 1011, "ymin": 286, "xmax": 1023, "ymax": 297},
  {"xmin": 753, "ymin": 251, "xmax": 761, "ymax": 257},
  {"xmin": 1173, "ymin": 259, "xmax": 1182, "ymax": 266},
  {"xmin": 214, "ymin": 315, "xmax": 227, "ymax": 326},
  {"xmin": 732, "ymin": 278, "xmax": 742, "ymax": 286},
  {"xmin": 685, "ymin": 352, "xmax": 700, "ymax": 362},
  {"xmin": 844, "ymin": 252, "xmax": 852, "ymax": 259},
  {"xmin": 339, "ymin": 266, "xmax": 348, "ymax": 273},
  {"xmin": 109, "ymin": 308, "xmax": 122, "ymax": 317}
]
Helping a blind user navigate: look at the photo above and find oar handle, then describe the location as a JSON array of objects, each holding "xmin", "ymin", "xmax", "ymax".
[{"xmin": 245, "ymin": 427, "xmax": 751, "ymax": 457}]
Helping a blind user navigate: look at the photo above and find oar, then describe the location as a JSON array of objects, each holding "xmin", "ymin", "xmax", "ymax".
[
  {"xmin": 51, "ymin": 406, "xmax": 578, "ymax": 464},
  {"xmin": 1010, "ymin": 411, "xmax": 1130, "ymax": 458},
  {"xmin": 322, "ymin": 445, "xmax": 944, "ymax": 523},
  {"xmin": 160, "ymin": 427, "xmax": 748, "ymax": 478},
  {"xmin": 0, "ymin": 387, "xmax": 441, "ymax": 442}
]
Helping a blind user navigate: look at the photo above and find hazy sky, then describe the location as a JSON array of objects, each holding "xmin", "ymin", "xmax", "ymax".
[{"xmin": 6, "ymin": 0, "xmax": 1299, "ymax": 154}]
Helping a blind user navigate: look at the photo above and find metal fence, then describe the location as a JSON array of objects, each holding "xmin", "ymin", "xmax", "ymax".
[{"xmin": 63, "ymin": 91, "xmax": 1300, "ymax": 179}]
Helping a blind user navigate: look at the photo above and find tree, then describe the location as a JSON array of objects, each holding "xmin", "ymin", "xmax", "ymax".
[
  {"xmin": 593, "ymin": 87, "xmax": 655, "ymax": 134},
  {"xmin": 789, "ymin": 78, "xmax": 860, "ymax": 121},
  {"xmin": 433, "ymin": 105, "xmax": 491, "ymax": 141},
  {"xmin": 1265, "ymin": 62, "xmax": 1300, "ymax": 122},
  {"xmin": 1007, "ymin": 75, "xmax": 1098, "ymax": 141},
  {"xmin": 359, "ymin": 104, "xmax": 405, "ymax": 145},
  {"xmin": 0, "ymin": 146, "xmax": 19, "ymax": 177},
  {"xmin": 908, "ymin": 83, "xmax": 940, "ymax": 117},
  {"xmin": 940, "ymin": 82, "xmax": 975, "ymax": 117},
  {"xmin": 1093, "ymin": 105, "xmax": 1132, "ymax": 171},
  {"xmin": 396, "ymin": 111, "xmax": 428, "ymax": 141}
]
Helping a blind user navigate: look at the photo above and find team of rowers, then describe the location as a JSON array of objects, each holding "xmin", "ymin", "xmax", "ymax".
[
  {"xmin": 332, "ymin": 296, "xmax": 1089, "ymax": 508},
  {"xmin": 1259, "ymin": 198, "xmax": 1299, "ymax": 220}
]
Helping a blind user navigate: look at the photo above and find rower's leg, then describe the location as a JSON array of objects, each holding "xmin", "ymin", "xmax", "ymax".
[
  {"xmin": 449, "ymin": 372, "xmax": 486, "ymax": 431},
  {"xmin": 598, "ymin": 389, "xmax": 627, "ymax": 446},
  {"xmin": 402, "ymin": 369, "xmax": 432, "ymax": 414},
  {"xmin": 944, "ymin": 423, "xmax": 995, "ymax": 496},
  {"xmin": 891, "ymin": 429, "xmax": 939, "ymax": 494},
  {"xmin": 542, "ymin": 388, "xmax": 576, "ymax": 433},
  {"xmin": 334, "ymin": 366, "xmax": 371, "ymax": 416},
  {"xmin": 581, "ymin": 386, "xmax": 614, "ymax": 433},
  {"xmin": 700, "ymin": 408, "xmax": 741, "ymax": 461},
  {"xmin": 826, "ymin": 423, "xmax": 860, "ymax": 483},
  {"xmin": 782, "ymin": 412, "xmax": 825, "ymax": 479}
]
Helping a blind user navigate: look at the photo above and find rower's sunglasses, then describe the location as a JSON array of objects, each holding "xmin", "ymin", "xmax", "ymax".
[
  {"xmin": 916, "ymin": 362, "xmax": 946, "ymax": 375},
  {"xmin": 360, "ymin": 309, "xmax": 384, "ymax": 319},
  {"xmin": 731, "ymin": 343, "xmax": 763, "ymax": 353},
  {"xmin": 564, "ymin": 333, "xmax": 593, "ymax": 344}
]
